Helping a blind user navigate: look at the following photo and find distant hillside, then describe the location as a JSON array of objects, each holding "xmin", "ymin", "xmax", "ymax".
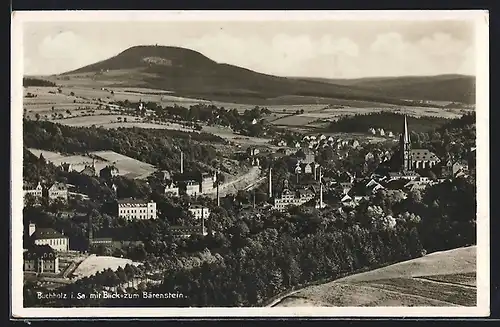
[
  {"xmin": 58, "ymin": 45, "xmax": 444, "ymax": 106},
  {"xmin": 298, "ymin": 75, "xmax": 475, "ymax": 104}
]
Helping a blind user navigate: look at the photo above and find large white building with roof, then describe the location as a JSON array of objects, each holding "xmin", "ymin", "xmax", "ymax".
[
  {"xmin": 117, "ymin": 198, "xmax": 157, "ymax": 220},
  {"xmin": 28, "ymin": 223, "xmax": 69, "ymax": 252}
]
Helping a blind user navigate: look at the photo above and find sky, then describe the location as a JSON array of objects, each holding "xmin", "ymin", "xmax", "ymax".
[{"xmin": 23, "ymin": 19, "xmax": 476, "ymax": 79}]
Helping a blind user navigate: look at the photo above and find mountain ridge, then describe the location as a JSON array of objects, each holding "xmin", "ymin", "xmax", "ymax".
[{"xmin": 55, "ymin": 45, "xmax": 475, "ymax": 105}]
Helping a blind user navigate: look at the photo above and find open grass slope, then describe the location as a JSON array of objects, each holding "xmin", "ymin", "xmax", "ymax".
[
  {"xmin": 274, "ymin": 246, "xmax": 476, "ymax": 307},
  {"xmin": 36, "ymin": 45, "xmax": 472, "ymax": 106}
]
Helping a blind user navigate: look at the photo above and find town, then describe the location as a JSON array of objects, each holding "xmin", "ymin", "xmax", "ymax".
[
  {"xmin": 22, "ymin": 98, "xmax": 477, "ymax": 307},
  {"xmin": 20, "ymin": 25, "xmax": 478, "ymax": 308}
]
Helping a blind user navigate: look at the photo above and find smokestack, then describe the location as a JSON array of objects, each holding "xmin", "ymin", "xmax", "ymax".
[
  {"xmin": 268, "ymin": 167, "xmax": 272, "ymax": 198},
  {"xmin": 216, "ymin": 180, "xmax": 220, "ymax": 207},
  {"xmin": 319, "ymin": 166, "xmax": 323, "ymax": 208},
  {"xmin": 201, "ymin": 208, "xmax": 205, "ymax": 235},
  {"xmin": 88, "ymin": 215, "xmax": 93, "ymax": 241},
  {"xmin": 181, "ymin": 152, "xmax": 185, "ymax": 174},
  {"xmin": 253, "ymin": 189, "xmax": 256, "ymax": 209}
]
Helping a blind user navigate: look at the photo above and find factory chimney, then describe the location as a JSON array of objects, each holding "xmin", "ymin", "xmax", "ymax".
[
  {"xmin": 180, "ymin": 151, "xmax": 184, "ymax": 174},
  {"xmin": 268, "ymin": 167, "xmax": 272, "ymax": 198},
  {"xmin": 319, "ymin": 166, "xmax": 324, "ymax": 208}
]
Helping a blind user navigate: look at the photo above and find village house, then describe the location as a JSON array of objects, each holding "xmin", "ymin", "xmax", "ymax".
[
  {"xmin": 377, "ymin": 128, "xmax": 385, "ymax": 136},
  {"xmin": 46, "ymin": 182, "xmax": 69, "ymax": 202},
  {"xmin": 350, "ymin": 139, "xmax": 360, "ymax": 149},
  {"xmin": 277, "ymin": 140, "xmax": 287, "ymax": 147},
  {"xmin": 80, "ymin": 160, "xmax": 97, "ymax": 177},
  {"xmin": 188, "ymin": 205, "xmax": 211, "ymax": 220},
  {"xmin": 28, "ymin": 223, "xmax": 69, "ymax": 252},
  {"xmin": 117, "ymin": 198, "xmax": 157, "ymax": 220},
  {"xmin": 272, "ymin": 180, "xmax": 316, "ymax": 212},
  {"xmin": 23, "ymin": 244, "xmax": 60, "ymax": 274},
  {"xmin": 368, "ymin": 127, "xmax": 376, "ymax": 135},
  {"xmin": 200, "ymin": 172, "xmax": 216, "ymax": 194},
  {"xmin": 294, "ymin": 142, "xmax": 301, "ymax": 148},
  {"xmin": 23, "ymin": 181, "xmax": 43, "ymax": 202},
  {"xmin": 164, "ymin": 181, "xmax": 179, "ymax": 196},
  {"xmin": 185, "ymin": 180, "xmax": 200, "ymax": 197}
]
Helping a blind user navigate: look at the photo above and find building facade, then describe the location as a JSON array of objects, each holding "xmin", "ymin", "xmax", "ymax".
[
  {"xmin": 23, "ymin": 245, "xmax": 60, "ymax": 274},
  {"xmin": 29, "ymin": 223, "xmax": 69, "ymax": 252},
  {"xmin": 117, "ymin": 199, "xmax": 157, "ymax": 220},
  {"xmin": 164, "ymin": 182, "xmax": 179, "ymax": 196},
  {"xmin": 188, "ymin": 205, "xmax": 211, "ymax": 220},
  {"xmin": 273, "ymin": 181, "xmax": 315, "ymax": 212},
  {"xmin": 47, "ymin": 182, "xmax": 69, "ymax": 202}
]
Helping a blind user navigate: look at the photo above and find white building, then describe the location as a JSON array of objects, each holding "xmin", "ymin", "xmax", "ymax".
[
  {"xmin": 28, "ymin": 223, "xmax": 69, "ymax": 252},
  {"xmin": 47, "ymin": 182, "xmax": 69, "ymax": 202},
  {"xmin": 185, "ymin": 180, "xmax": 200, "ymax": 197},
  {"xmin": 188, "ymin": 205, "xmax": 211, "ymax": 220},
  {"xmin": 164, "ymin": 182, "xmax": 179, "ymax": 196},
  {"xmin": 117, "ymin": 199, "xmax": 157, "ymax": 220}
]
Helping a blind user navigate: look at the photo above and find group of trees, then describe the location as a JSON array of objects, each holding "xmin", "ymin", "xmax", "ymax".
[
  {"xmin": 327, "ymin": 112, "xmax": 450, "ymax": 134},
  {"xmin": 23, "ymin": 119, "xmax": 225, "ymax": 173},
  {"xmin": 23, "ymin": 77, "xmax": 57, "ymax": 87},
  {"xmin": 112, "ymin": 101, "xmax": 274, "ymax": 138}
]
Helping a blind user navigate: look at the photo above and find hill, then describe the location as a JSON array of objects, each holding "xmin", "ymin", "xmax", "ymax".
[
  {"xmin": 53, "ymin": 46, "xmax": 460, "ymax": 106},
  {"xmin": 273, "ymin": 246, "xmax": 476, "ymax": 307},
  {"xmin": 298, "ymin": 75, "xmax": 475, "ymax": 104}
]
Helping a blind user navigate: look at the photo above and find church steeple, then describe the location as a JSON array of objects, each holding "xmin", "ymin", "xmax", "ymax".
[{"xmin": 400, "ymin": 115, "xmax": 413, "ymax": 172}]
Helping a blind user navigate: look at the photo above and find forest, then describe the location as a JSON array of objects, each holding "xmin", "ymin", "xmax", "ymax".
[
  {"xmin": 23, "ymin": 119, "xmax": 226, "ymax": 173},
  {"xmin": 23, "ymin": 77, "xmax": 57, "ymax": 87},
  {"xmin": 327, "ymin": 112, "xmax": 451, "ymax": 134}
]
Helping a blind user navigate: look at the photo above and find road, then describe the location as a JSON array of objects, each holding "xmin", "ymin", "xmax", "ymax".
[{"xmin": 204, "ymin": 166, "xmax": 262, "ymax": 197}]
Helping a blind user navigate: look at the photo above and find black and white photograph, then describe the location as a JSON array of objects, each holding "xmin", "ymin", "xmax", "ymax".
[{"xmin": 11, "ymin": 10, "xmax": 489, "ymax": 318}]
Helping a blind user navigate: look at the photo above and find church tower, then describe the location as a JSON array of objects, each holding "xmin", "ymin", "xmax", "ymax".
[{"xmin": 400, "ymin": 115, "xmax": 413, "ymax": 172}]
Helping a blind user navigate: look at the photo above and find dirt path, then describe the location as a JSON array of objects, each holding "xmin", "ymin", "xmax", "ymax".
[{"xmin": 413, "ymin": 277, "xmax": 477, "ymax": 290}]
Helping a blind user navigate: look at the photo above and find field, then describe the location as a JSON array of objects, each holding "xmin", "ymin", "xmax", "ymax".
[
  {"xmin": 273, "ymin": 246, "xmax": 476, "ymax": 307},
  {"xmin": 71, "ymin": 254, "xmax": 141, "ymax": 280},
  {"xmin": 23, "ymin": 80, "xmax": 472, "ymax": 146},
  {"xmin": 27, "ymin": 148, "xmax": 156, "ymax": 179},
  {"xmin": 90, "ymin": 150, "xmax": 156, "ymax": 179},
  {"xmin": 53, "ymin": 114, "xmax": 197, "ymax": 132}
]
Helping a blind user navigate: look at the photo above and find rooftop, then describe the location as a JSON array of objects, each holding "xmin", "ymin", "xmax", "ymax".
[
  {"xmin": 24, "ymin": 244, "xmax": 56, "ymax": 259},
  {"xmin": 30, "ymin": 228, "xmax": 67, "ymax": 240}
]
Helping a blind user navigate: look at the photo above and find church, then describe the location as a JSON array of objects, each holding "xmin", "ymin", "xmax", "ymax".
[{"xmin": 382, "ymin": 115, "xmax": 441, "ymax": 178}]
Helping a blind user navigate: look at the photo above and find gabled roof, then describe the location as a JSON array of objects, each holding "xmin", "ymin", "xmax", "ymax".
[
  {"xmin": 117, "ymin": 198, "xmax": 148, "ymax": 205},
  {"xmin": 31, "ymin": 228, "xmax": 67, "ymax": 240},
  {"xmin": 49, "ymin": 182, "xmax": 67, "ymax": 191}
]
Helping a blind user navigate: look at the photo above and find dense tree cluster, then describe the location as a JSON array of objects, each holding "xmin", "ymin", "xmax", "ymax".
[
  {"xmin": 23, "ymin": 119, "xmax": 225, "ymax": 172},
  {"xmin": 23, "ymin": 77, "xmax": 57, "ymax": 87},
  {"xmin": 327, "ymin": 112, "xmax": 450, "ymax": 134},
  {"xmin": 113, "ymin": 101, "xmax": 274, "ymax": 137}
]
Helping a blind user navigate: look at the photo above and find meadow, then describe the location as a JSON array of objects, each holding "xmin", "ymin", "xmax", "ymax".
[
  {"xmin": 273, "ymin": 246, "xmax": 476, "ymax": 307},
  {"xmin": 26, "ymin": 148, "xmax": 157, "ymax": 180}
]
